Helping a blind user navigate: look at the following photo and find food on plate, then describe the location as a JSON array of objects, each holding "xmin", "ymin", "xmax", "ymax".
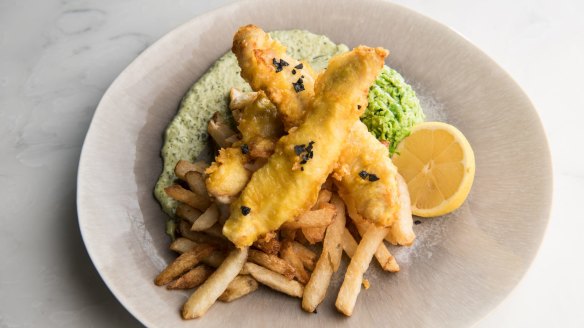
[
  {"xmin": 152, "ymin": 24, "xmax": 476, "ymax": 320},
  {"xmin": 223, "ymin": 44, "xmax": 388, "ymax": 247},
  {"xmin": 392, "ymin": 121, "xmax": 475, "ymax": 217},
  {"xmin": 361, "ymin": 66, "xmax": 425, "ymax": 154},
  {"xmin": 182, "ymin": 247, "xmax": 248, "ymax": 319}
]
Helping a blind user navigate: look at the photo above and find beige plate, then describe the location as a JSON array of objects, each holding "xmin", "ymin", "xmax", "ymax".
[{"xmin": 77, "ymin": 0, "xmax": 552, "ymax": 327}]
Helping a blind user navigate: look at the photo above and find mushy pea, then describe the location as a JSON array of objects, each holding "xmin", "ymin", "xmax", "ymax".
[{"xmin": 154, "ymin": 30, "xmax": 424, "ymax": 230}]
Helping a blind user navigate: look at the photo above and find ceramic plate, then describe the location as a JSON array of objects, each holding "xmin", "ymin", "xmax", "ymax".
[{"xmin": 77, "ymin": 0, "xmax": 552, "ymax": 327}]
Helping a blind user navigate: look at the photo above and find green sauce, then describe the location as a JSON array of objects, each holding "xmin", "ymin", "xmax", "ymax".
[{"xmin": 154, "ymin": 30, "xmax": 348, "ymax": 218}]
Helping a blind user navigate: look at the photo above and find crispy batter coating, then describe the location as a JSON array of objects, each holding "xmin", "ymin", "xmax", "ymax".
[
  {"xmin": 205, "ymin": 148, "xmax": 251, "ymax": 200},
  {"xmin": 223, "ymin": 46, "xmax": 388, "ymax": 247},
  {"xmin": 236, "ymin": 91, "xmax": 284, "ymax": 158},
  {"xmin": 232, "ymin": 24, "xmax": 316, "ymax": 130},
  {"xmin": 333, "ymin": 122, "xmax": 400, "ymax": 227}
]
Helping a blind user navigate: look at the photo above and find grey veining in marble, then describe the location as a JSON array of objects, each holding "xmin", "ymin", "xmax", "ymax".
[{"xmin": 0, "ymin": 0, "xmax": 583, "ymax": 327}]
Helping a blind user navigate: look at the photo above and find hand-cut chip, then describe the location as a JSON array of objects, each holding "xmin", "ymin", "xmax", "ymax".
[
  {"xmin": 341, "ymin": 228, "xmax": 359, "ymax": 258},
  {"xmin": 185, "ymin": 171, "xmax": 210, "ymax": 201},
  {"xmin": 252, "ymin": 232, "xmax": 280, "ymax": 255},
  {"xmin": 385, "ymin": 174, "xmax": 415, "ymax": 246},
  {"xmin": 291, "ymin": 241, "xmax": 317, "ymax": 271},
  {"xmin": 248, "ymin": 249, "xmax": 296, "ymax": 279},
  {"xmin": 207, "ymin": 112, "xmax": 237, "ymax": 148},
  {"xmin": 191, "ymin": 204, "xmax": 219, "ymax": 231},
  {"xmin": 302, "ymin": 194, "xmax": 346, "ymax": 312},
  {"xmin": 351, "ymin": 214, "xmax": 399, "ymax": 272},
  {"xmin": 224, "ymin": 45, "xmax": 388, "ymax": 247},
  {"xmin": 218, "ymin": 275, "xmax": 259, "ymax": 302},
  {"xmin": 334, "ymin": 122, "xmax": 401, "ymax": 227},
  {"xmin": 301, "ymin": 227, "xmax": 326, "ymax": 244},
  {"xmin": 176, "ymin": 204, "xmax": 202, "ymax": 224},
  {"xmin": 244, "ymin": 262, "xmax": 304, "ymax": 298},
  {"xmin": 336, "ymin": 225, "xmax": 389, "ymax": 316},
  {"xmin": 205, "ymin": 147, "xmax": 251, "ymax": 202},
  {"xmin": 313, "ymin": 189, "xmax": 332, "ymax": 208},
  {"xmin": 167, "ymin": 265, "xmax": 214, "ymax": 290},
  {"xmin": 165, "ymin": 184, "xmax": 211, "ymax": 211},
  {"xmin": 281, "ymin": 204, "xmax": 336, "ymax": 230},
  {"xmin": 175, "ymin": 160, "xmax": 208, "ymax": 180},
  {"xmin": 155, "ymin": 244, "xmax": 215, "ymax": 286},
  {"xmin": 280, "ymin": 240, "xmax": 310, "ymax": 284},
  {"xmin": 182, "ymin": 247, "xmax": 248, "ymax": 319},
  {"xmin": 170, "ymin": 237, "xmax": 198, "ymax": 253},
  {"xmin": 179, "ymin": 220, "xmax": 227, "ymax": 247}
]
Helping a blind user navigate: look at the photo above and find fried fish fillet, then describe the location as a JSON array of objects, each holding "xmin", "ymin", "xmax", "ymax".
[
  {"xmin": 232, "ymin": 24, "xmax": 316, "ymax": 130},
  {"xmin": 333, "ymin": 122, "xmax": 400, "ymax": 227},
  {"xmin": 223, "ymin": 46, "xmax": 388, "ymax": 247},
  {"xmin": 233, "ymin": 90, "xmax": 284, "ymax": 158},
  {"xmin": 232, "ymin": 25, "xmax": 403, "ymax": 229},
  {"xmin": 205, "ymin": 90, "xmax": 284, "ymax": 202}
]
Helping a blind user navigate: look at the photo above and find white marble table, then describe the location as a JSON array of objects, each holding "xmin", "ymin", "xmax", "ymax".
[{"xmin": 1, "ymin": 0, "xmax": 582, "ymax": 327}]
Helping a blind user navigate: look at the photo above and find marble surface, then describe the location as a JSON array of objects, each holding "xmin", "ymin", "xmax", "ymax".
[{"xmin": 0, "ymin": 0, "xmax": 582, "ymax": 327}]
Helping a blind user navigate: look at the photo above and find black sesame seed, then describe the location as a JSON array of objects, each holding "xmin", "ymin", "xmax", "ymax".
[
  {"xmin": 294, "ymin": 144, "xmax": 305, "ymax": 155},
  {"xmin": 281, "ymin": 59, "xmax": 289, "ymax": 67},
  {"xmin": 368, "ymin": 174, "xmax": 380, "ymax": 182},
  {"xmin": 359, "ymin": 170, "xmax": 369, "ymax": 179},
  {"xmin": 301, "ymin": 75, "xmax": 305, "ymax": 78},
  {"xmin": 293, "ymin": 78, "xmax": 305, "ymax": 93},
  {"xmin": 241, "ymin": 144, "xmax": 249, "ymax": 155},
  {"xmin": 301, "ymin": 167, "xmax": 304, "ymax": 171},
  {"xmin": 414, "ymin": 220, "xmax": 422, "ymax": 225},
  {"xmin": 241, "ymin": 206, "xmax": 251, "ymax": 216},
  {"xmin": 357, "ymin": 105, "xmax": 362, "ymax": 110},
  {"xmin": 272, "ymin": 58, "xmax": 289, "ymax": 73},
  {"xmin": 292, "ymin": 69, "xmax": 297, "ymax": 75},
  {"xmin": 295, "ymin": 63, "xmax": 303, "ymax": 69}
]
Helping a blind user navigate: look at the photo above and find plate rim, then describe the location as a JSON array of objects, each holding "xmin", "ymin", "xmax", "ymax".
[{"xmin": 76, "ymin": 0, "xmax": 554, "ymax": 326}]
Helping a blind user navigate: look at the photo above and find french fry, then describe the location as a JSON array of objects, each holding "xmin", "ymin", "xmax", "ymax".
[
  {"xmin": 313, "ymin": 189, "xmax": 332, "ymax": 208},
  {"xmin": 281, "ymin": 240, "xmax": 310, "ymax": 284},
  {"xmin": 203, "ymin": 223, "xmax": 226, "ymax": 240},
  {"xmin": 302, "ymin": 194, "xmax": 346, "ymax": 312},
  {"xmin": 281, "ymin": 204, "xmax": 336, "ymax": 230},
  {"xmin": 248, "ymin": 249, "xmax": 296, "ymax": 279},
  {"xmin": 385, "ymin": 174, "xmax": 416, "ymax": 246},
  {"xmin": 341, "ymin": 228, "xmax": 358, "ymax": 258},
  {"xmin": 202, "ymin": 251, "xmax": 226, "ymax": 268},
  {"xmin": 218, "ymin": 275, "xmax": 259, "ymax": 302},
  {"xmin": 207, "ymin": 112, "xmax": 237, "ymax": 148},
  {"xmin": 182, "ymin": 247, "xmax": 249, "ymax": 319},
  {"xmin": 253, "ymin": 232, "xmax": 280, "ymax": 255},
  {"xmin": 335, "ymin": 225, "xmax": 390, "ymax": 316},
  {"xmin": 191, "ymin": 204, "xmax": 219, "ymax": 231},
  {"xmin": 185, "ymin": 171, "xmax": 210, "ymax": 201},
  {"xmin": 176, "ymin": 204, "xmax": 202, "ymax": 224},
  {"xmin": 291, "ymin": 241, "xmax": 317, "ymax": 271},
  {"xmin": 155, "ymin": 244, "xmax": 215, "ymax": 286},
  {"xmin": 167, "ymin": 265, "xmax": 214, "ymax": 290},
  {"xmin": 170, "ymin": 237, "xmax": 198, "ymax": 253},
  {"xmin": 301, "ymin": 227, "xmax": 326, "ymax": 244},
  {"xmin": 165, "ymin": 184, "xmax": 211, "ymax": 211},
  {"xmin": 280, "ymin": 228, "xmax": 297, "ymax": 241},
  {"xmin": 179, "ymin": 220, "xmax": 226, "ymax": 247},
  {"xmin": 244, "ymin": 262, "xmax": 304, "ymax": 298},
  {"xmin": 352, "ymin": 218, "xmax": 399, "ymax": 273},
  {"xmin": 175, "ymin": 160, "xmax": 207, "ymax": 180}
]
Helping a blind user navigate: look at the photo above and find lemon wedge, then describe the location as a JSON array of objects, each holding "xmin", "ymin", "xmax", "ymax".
[{"xmin": 392, "ymin": 122, "xmax": 475, "ymax": 217}]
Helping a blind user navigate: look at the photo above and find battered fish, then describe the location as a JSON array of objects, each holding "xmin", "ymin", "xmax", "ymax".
[
  {"xmin": 232, "ymin": 24, "xmax": 316, "ymax": 130},
  {"xmin": 223, "ymin": 46, "xmax": 388, "ymax": 247},
  {"xmin": 232, "ymin": 25, "xmax": 404, "ymax": 229}
]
